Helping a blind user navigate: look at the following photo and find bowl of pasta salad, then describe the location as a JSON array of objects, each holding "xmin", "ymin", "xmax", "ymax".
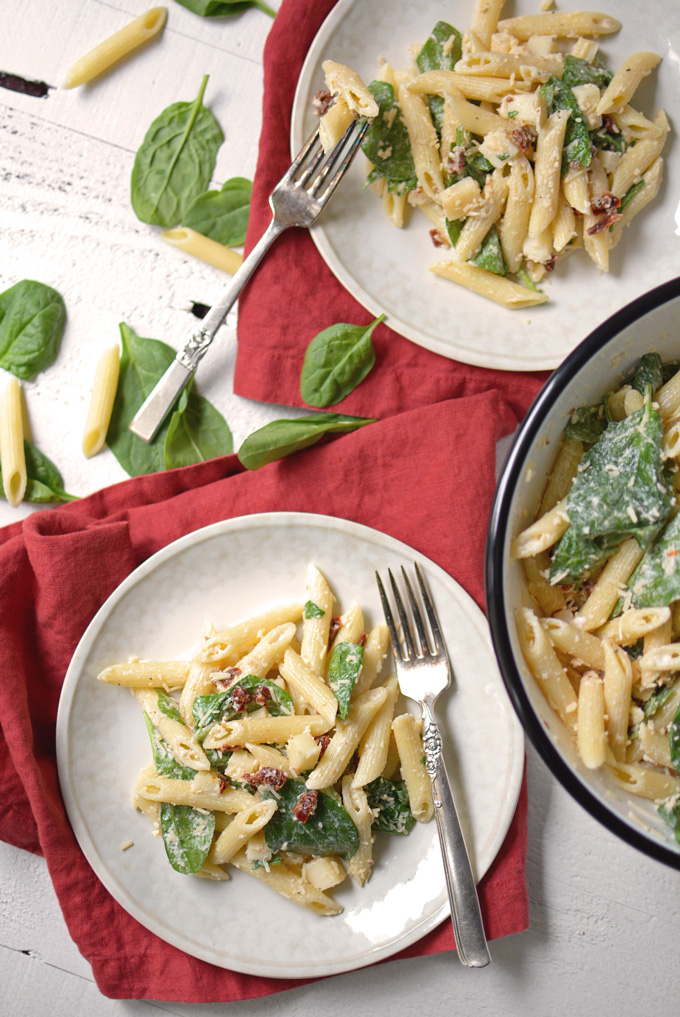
[{"xmin": 486, "ymin": 276, "xmax": 680, "ymax": 867}]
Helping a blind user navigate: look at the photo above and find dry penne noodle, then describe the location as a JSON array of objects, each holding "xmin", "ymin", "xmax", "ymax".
[
  {"xmin": 62, "ymin": 7, "xmax": 168, "ymax": 89},
  {"xmin": 0, "ymin": 377, "xmax": 26, "ymax": 508},
  {"xmin": 162, "ymin": 228, "xmax": 243, "ymax": 274},
  {"xmin": 82, "ymin": 345, "xmax": 120, "ymax": 458}
]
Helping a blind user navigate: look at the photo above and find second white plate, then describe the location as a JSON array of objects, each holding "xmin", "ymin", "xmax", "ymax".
[
  {"xmin": 291, "ymin": 0, "xmax": 680, "ymax": 371},
  {"xmin": 56, "ymin": 512, "xmax": 523, "ymax": 978}
]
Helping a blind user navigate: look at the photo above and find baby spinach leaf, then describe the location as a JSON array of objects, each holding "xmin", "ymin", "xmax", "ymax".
[
  {"xmin": 304, "ymin": 600, "xmax": 325, "ymax": 619},
  {"xmin": 469, "ymin": 225, "xmax": 506, "ymax": 275},
  {"xmin": 632, "ymin": 353, "xmax": 664, "ymax": 396},
  {"xmin": 192, "ymin": 676, "xmax": 294, "ymax": 743},
  {"xmin": 626, "ymin": 511, "xmax": 680, "ymax": 608},
  {"xmin": 550, "ymin": 526, "xmax": 623, "ymax": 586},
  {"xmin": 658, "ymin": 798, "xmax": 680, "ymax": 844},
  {"xmin": 328, "ymin": 642, "xmax": 364, "ymax": 719},
  {"xmin": 0, "ymin": 440, "xmax": 78, "ymax": 504},
  {"xmin": 157, "ymin": 689, "xmax": 183, "ymax": 723},
  {"xmin": 445, "ymin": 217, "xmax": 463, "ymax": 247},
  {"xmin": 365, "ymin": 776, "xmax": 415, "ymax": 835},
  {"xmin": 172, "ymin": 0, "xmax": 276, "ymax": 16},
  {"xmin": 540, "ymin": 76, "xmax": 591, "ymax": 174},
  {"xmin": 300, "ymin": 314, "xmax": 383, "ymax": 408},
  {"xmin": 106, "ymin": 322, "xmax": 232, "ymax": 477},
  {"xmin": 621, "ymin": 178, "xmax": 646, "ymax": 211},
  {"xmin": 262, "ymin": 779, "xmax": 360, "ymax": 858},
  {"xmin": 144, "ymin": 714, "xmax": 196, "ymax": 779},
  {"xmin": 669, "ymin": 704, "xmax": 680, "ymax": 774},
  {"xmin": 164, "ymin": 386, "xmax": 233, "ymax": 469},
  {"xmin": 160, "ymin": 802, "xmax": 215, "ymax": 874},
  {"xmin": 561, "ymin": 54, "xmax": 613, "ymax": 89},
  {"xmin": 181, "ymin": 176, "xmax": 252, "ymax": 246},
  {"xmin": 131, "ymin": 75, "xmax": 224, "ymax": 227},
  {"xmin": 416, "ymin": 21, "xmax": 462, "ymax": 134},
  {"xmin": 563, "ymin": 396, "xmax": 672, "ymax": 547},
  {"xmin": 238, "ymin": 413, "xmax": 375, "ymax": 471},
  {"xmin": 0, "ymin": 279, "xmax": 66, "ymax": 380},
  {"xmin": 363, "ymin": 81, "xmax": 417, "ymax": 194},
  {"xmin": 564, "ymin": 404, "xmax": 608, "ymax": 443}
]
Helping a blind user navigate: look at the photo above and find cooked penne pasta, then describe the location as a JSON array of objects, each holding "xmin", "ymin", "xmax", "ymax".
[{"xmin": 392, "ymin": 713, "xmax": 434, "ymax": 822}]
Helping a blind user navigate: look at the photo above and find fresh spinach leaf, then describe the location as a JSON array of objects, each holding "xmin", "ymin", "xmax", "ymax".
[
  {"xmin": 643, "ymin": 683, "xmax": 675, "ymax": 720},
  {"xmin": 365, "ymin": 776, "xmax": 415, "ymax": 835},
  {"xmin": 626, "ymin": 510, "xmax": 680, "ymax": 608},
  {"xmin": 564, "ymin": 403, "xmax": 608, "ymax": 443},
  {"xmin": 363, "ymin": 81, "xmax": 417, "ymax": 194},
  {"xmin": 192, "ymin": 676, "xmax": 294, "ymax": 743},
  {"xmin": 416, "ymin": 21, "xmax": 462, "ymax": 134},
  {"xmin": 164, "ymin": 385, "xmax": 233, "ymax": 469},
  {"xmin": 304, "ymin": 600, "xmax": 325, "ymax": 619},
  {"xmin": 632, "ymin": 353, "xmax": 663, "ymax": 396},
  {"xmin": 106, "ymin": 322, "xmax": 232, "ymax": 477},
  {"xmin": 144, "ymin": 714, "xmax": 196, "ymax": 779},
  {"xmin": 0, "ymin": 440, "xmax": 77, "ymax": 504},
  {"xmin": 160, "ymin": 802, "xmax": 215, "ymax": 874},
  {"xmin": 0, "ymin": 279, "xmax": 66, "ymax": 380},
  {"xmin": 445, "ymin": 217, "xmax": 463, "ymax": 247},
  {"xmin": 561, "ymin": 55, "xmax": 613, "ymax": 89},
  {"xmin": 262, "ymin": 779, "xmax": 360, "ymax": 858},
  {"xmin": 670, "ymin": 703, "xmax": 680, "ymax": 774},
  {"xmin": 237, "ymin": 413, "xmax": 375, "ymax": 471},
  {"xmin": 469, "ymin": 224, "xmax": 506, "ymax": 275},
  {"xmin": 328, "ymin": 642, "xmax": 364, "ymax": 719},
  {"xmin": 562, "ymin": 395, "xmax": 672, "ymax": 547},
  {"xmin": 131, "ymin": 75, "xmax": 224, "ymax": 227},
  {"xmin": 172, "ymin": 0, "xmax": 275, "ymax": 16},
  {"xmin": 621, "ymin": 178, "xmax": 646, "ymax": 211},
  {"xmin": 300, "ymin": 314, "xmax": 383, "ymax": 408},
  {"xmin": 540, "ymin": 76, "xmax": 591, "ymax": 173},
  {"xmin": 157, "ymin": 689, "xmax": 183, "ymax": 724},
  {"xmin": 181, "ymin": 176, "xmax": 252, "ymax": 246},
  {"xmin": 550, "ymin": 526, "xmax": 623, "ymax": 586}
]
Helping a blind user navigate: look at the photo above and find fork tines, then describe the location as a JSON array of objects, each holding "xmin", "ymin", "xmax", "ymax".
[
  {"xmin": 376, "ymin": 563, "xmax": 445, "ymax": 662},
  {"xmin": 293, "ymin": 119, "xmax": 369, "ymax": 202}
]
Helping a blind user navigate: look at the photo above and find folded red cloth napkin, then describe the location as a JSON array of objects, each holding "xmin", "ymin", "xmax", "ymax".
[
  {"xmin": 235, "ymin": 0, "xmax": 547, "ymax": 421},
  {"xmin": 0, "ymin": 391, "xmax": 528, "ymax": 1002}
]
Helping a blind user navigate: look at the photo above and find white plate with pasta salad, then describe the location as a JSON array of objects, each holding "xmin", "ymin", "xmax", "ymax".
[
  {"xmin": 56, "ymin": 512, "xmax": 524, "ymax": 978},
  {"xmin": 291, "ymin": 0, "xmax": 680, "ymax": 372}
]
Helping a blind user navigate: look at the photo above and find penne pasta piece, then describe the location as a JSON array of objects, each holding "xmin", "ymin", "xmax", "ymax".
[
  {"xmin": 62, "ymin": 7, "xmax": 167, "ymax": 88},
  {"xmin": 180, "ymin": 660, "xmax": 216, "ymax": 726},
  {"xmin": 230, "ymin": 848, "xmax": 343, "ymax": 916},
  {"xmin": 391, "ymin": 713, "xmax": 434, "ymax": 822},
  {"xmin": 516, "ymin": 607, "xmax": 577, "ymax": 727},
  {"xmin": 523, "ymin": 554, "xmax": 566, "ymax": 616},
  {"xmin": 499, "ymin": 154, "xmax": 534, "ymax": 273},
  {"xmin": 0, "ymin": 378, "xmax": 26, "ymax": 508},
  {"xmin": 470, "ymin": 0, "xmax": 506, "ymax": 49},
  {"xmin": 602, "ymin": 639, "xmax": 632, "ymax": 762},
  {"xmin": 133, "ymin": 688, "xmax": 210, "ymax": 771},
  {"xmin": 135, "ymin": 772, "xmax": 252, "ymax": 813},
  {"xmin": 352, "ymin": 623, "xmax": 390, "ymax": 698},
  {"xmin": 409, "ymin": 70, "xmax": 521, "ymax": 103},
  {"xmin": 306, "ymin": 687, "xmax": 387, "ymax": 790},
  {"xmin": 342, "ymin": 775, "xmax": 374, "ymax": 885},
  {"xmin": 300, "ymin": 564, "xmax": 334, "ymax": 676},
  {"xmin": 98, "ymin": 659, "xmax": 190, "ymax": 688},
  {"xmin": 352, "ymin": 674, "xmax": 399, "ymax": 787},
  {"xmin": 318, "ymin": 96, "xmax": 356, "ymax": 153},
  {"xmin": 302, "ymin": 856, "xmax": 347, "ymax": 891},
  {"xmin": 203, "ymin": 713, "xmax": 333, "ymax": 749},
  {"xmin": 538, "ymin": 439, "xmax": 583, "ymax": 516},
  {"xmin": 596, "ymin": 52, "xmax": 661, "ymax": 116},
  {"xmin": 577, "ymin": 538, "xmax": 644, "ymax": 632},
  {"xmin": 577, "ymin": 671, "xmax": 606, "ymax": 769},
  {"xmin": 597, "ymin": 607, "xmax": 671, "ymax": 647},
  {"xmin": 541, "ymin": 617, "xmax": 605, "ymax": 671},
  {"xmin": 210, "ymin": 799, "xmax": 277, "ymax": 865},
  {"xmin": 195, "ymin": 604, "xmax": 304, "ymax": 665},
  {"xmin": 82, "ymin": 345, "xmax": 120, "ymax": 458},
  {"xmin": 279, "ymin": 648, "xmax": 338, "ymax": 725},
  {"xmin": 162, "ymin": 228, "xmax": 243, "ymax": 274},
  {"xmin": 496, "ymin": 12, "xmax": 621, "ymax": 40},
  {"xmin": 528, "ymin": 109, "xmax": 570, "ymax": 239},
  {"xmin": 322, "ymin": 60, "xmax": 379, "ymax": 119},
  {"xmin": 397, "ymin": 84, "xmax": 444, "ymax": 199},
  {"xmin": 511, "ymin": 499, "xmax": 570, "ymax": 558},
  {"xmin": 429, "ymin": 259, "xmax": 548, "ymax": 308}
]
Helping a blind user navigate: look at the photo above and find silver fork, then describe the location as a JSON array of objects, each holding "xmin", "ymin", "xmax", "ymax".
[
  {"xmin": 129, "ymin": 119, "xmax": 370, "ymax": 443},
  {"xmin": 376, "ymin": 563, "xmax": 491, "ymax": 968}
]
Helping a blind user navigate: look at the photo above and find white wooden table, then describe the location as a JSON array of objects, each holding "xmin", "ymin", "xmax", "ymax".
[{"xmin": 1, "ymin": 3, "xmax": 678, "ymax": 1014}]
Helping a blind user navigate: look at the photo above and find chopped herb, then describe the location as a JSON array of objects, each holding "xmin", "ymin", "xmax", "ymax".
[{"xmin": 304, "ymin": 600, "xmax": 325, "ymax": 619}]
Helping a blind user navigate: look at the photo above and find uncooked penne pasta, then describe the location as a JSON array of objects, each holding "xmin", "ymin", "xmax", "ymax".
[
  {"xmin": 0, "ymin": 377, "xmax": 26, "ymax": 508},
  {"xmin": 162, "ymin": 228, "xmax": 243, "ymax": 274},
  {"xmin": 82, "ymin": 345, "xmax": 120, "ymax": 458},
  {"xmin": 62, "ymin": 7, "xmax": 167, "ymax": 88}
]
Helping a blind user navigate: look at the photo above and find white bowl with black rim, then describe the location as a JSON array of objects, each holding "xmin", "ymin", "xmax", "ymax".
[{"xmin": 486, "ymin": 276, "xmax": 680, "ymax": 869}]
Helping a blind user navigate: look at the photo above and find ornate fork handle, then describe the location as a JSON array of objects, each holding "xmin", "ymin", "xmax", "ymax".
[{"xmin": 421, "ymin": 698, "xmax": 491, "ymax": 968}]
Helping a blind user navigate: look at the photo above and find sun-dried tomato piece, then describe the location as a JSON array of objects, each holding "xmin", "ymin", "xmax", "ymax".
[
  {"xmin": 429, "ymin": 228, "xmax": 447, "ymax": 247},
  {"xmin": 328, "ymin": 616, "xmax": 342, "ymax": 649},
  {"xmin": 255, "ymin": 684, "xmax": 272, "ymax": 707},
  {"xmin": 245, "ymin": 767, "xmax": 288, "ymax": 790},
  {"xmin": 313, "ymin": 88, "xmax": 332, "ymax": 116},
  {"xmin": 446, "ymin": 146, "xmax": 466, "ymax": 176},
  {"xmin": 230, "ymin": 684, "xmax": 253, "ymax": 712},
  {"xmin": 358, "ymin": 632, "xmax": 367, "ymax": 647},
  {"xmin": 586, "ymin": 209, "xmax": 622, "ymax": 234},
  {"xmin": 590, "ymin": 191, "xmax": 620, "ymax": 216},
  {"xmin": 315, "ymin": 733, "xmax": 331, "ymax": 758},
  {"xmin": 511, "ymin": 124, "xmax": 537, "ymax": 155},
  {"xmin": 293, "ymin": 789, "xmax": 318, "ymax": 823}
]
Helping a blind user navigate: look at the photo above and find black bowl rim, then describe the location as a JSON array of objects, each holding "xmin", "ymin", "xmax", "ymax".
[{"xmin": 486, "ymin": 275, "xmax": 680, "ymax": 870}]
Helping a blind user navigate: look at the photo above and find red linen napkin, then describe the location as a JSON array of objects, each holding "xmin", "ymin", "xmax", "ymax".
[
  {"xmin": 0, "ymin": 390, "xmax": 529, "ymax": 1002},
  {"xmin": 234, "ymin": 0, "xmax": 547, "ymax": 421}
]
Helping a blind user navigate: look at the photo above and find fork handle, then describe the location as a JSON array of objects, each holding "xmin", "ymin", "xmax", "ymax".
[
  {"xmin": 422, "ymin": 701, "xmax": 491, "ymax": 968},
  {"xmin": 129, "ymin": 217, "xmax": 286, "ymax": 443}
]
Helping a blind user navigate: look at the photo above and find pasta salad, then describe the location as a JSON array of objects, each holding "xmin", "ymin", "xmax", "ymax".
[
  {"xmin": 513, "ymin": 354, "xmax": 680, "ymax": 842},
  {"xmin": 98, "ymin": 565, "xmax": 433, "ymax": 914},
  {"xmin": 316, "ymin": 2, "xmax": 668, "ymax": 309}
]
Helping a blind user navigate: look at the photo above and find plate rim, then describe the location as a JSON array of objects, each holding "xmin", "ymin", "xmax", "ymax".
[{"xmin": 56, "ymin": 510, "xmax": 524, "ymax": 977}]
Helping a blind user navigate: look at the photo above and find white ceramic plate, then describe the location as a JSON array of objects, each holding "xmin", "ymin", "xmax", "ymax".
[
  {"xmin": 291, "ymin": 0, "xmax": 680, "ymax": 371},
  {"xmin": 56, "ymin": 513, "xmax": 523, "ymax": 978}
]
